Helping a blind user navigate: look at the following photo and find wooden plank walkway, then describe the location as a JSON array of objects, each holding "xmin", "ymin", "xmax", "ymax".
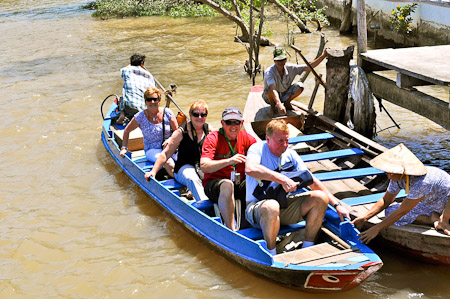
[
  {"xmin": 361, "ymin": 45, "xmax": 450, "ymax": 87},
  {"xmin": 360, "ymin": 45, "xmax": 450, "ymax": 130}
]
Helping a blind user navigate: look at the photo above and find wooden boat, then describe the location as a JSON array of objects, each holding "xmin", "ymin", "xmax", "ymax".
[
  {"xmin": 100, "ymin": 94, "xmax": 383, "ymax": 292},
  {"xmin": 244, "ymin": 85, "xmax": 450, "ymax": 265}
]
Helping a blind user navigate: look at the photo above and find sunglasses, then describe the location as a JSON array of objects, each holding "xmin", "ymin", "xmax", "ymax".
[
  {"xmin": 145, "ymin": 97, "xmax": 160, "ymax": 102},
  {"xmin": 224, "ymin": 120, "xmax": 242, "ymax": 126},
  {"xmin": 192, "ymin": 112, "xmax": 208, "ymax": 118}
]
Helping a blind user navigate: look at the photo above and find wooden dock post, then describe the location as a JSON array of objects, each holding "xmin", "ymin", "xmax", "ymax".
[
  {"xmin": 357, "ymin": 0, "xmax": 367, "ymax": 65},
  {"xmin": 324, "ymin": 46, "xmax": 355, "ymax": 123}
]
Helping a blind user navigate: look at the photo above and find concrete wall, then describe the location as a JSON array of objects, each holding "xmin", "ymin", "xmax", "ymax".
[{"xmin": 315, "ymin": 0, "xmax": 450, "ymax": 46}]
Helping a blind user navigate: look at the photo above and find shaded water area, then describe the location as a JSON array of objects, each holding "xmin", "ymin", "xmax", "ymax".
[{"xmin": 0, "ymin": 1, "xmax": 449, "ymax": 297}]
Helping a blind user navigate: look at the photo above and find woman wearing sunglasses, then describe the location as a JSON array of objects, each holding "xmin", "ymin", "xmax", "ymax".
[
  {"xmin": 120, "ymin": 87, "xmax": 178, "ymax": 177},
  {"xmin": 146, "ymin": 100, "xmax": 211, "ymax": 202}
]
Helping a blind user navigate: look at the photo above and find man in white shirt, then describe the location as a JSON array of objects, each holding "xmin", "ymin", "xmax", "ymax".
[{"xmin": 263, "ymin": 47, "xmax": 327, "ymax": 116}]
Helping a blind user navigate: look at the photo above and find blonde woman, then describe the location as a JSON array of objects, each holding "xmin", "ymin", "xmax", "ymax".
[
  {"xmin": 120, "ymin": 87, "xmax": 178, "ymax": 177},
  {"xmin": 148, "ymin": 100, "xmax": 211, "ymax": 202}
]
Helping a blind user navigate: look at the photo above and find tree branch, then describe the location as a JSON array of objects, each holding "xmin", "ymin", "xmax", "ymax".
[
  {"xmin": 196, "ymin": 0, "xmax": 272, "ymax": 46},
  {"xmin": 267, "ymin": 0, "xmax": 311, "ymax": 33},
  {"xmin": 196, "ymin": 0, "xmax": 249, "ymax": 37}
]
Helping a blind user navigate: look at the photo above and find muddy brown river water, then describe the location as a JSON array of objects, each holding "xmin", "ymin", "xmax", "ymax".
[{"xmin": 0, "ymin": 1, "xmax": 449, "ymax": 297}]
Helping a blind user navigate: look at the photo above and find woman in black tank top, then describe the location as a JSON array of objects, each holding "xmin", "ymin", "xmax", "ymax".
[{"xmin": 147, "ymin": 100, "xmax": 210, "ymax": 202}]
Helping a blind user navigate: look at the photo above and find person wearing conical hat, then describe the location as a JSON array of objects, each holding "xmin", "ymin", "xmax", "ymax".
[{"xmin": 352, "ymin": 143, "xmax": 450, "ymax": 243}]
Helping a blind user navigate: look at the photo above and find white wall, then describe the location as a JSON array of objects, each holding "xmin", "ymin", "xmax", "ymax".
[{"xmin": 358, "ymin": 0, "xmax": 450, "ymax": 28}]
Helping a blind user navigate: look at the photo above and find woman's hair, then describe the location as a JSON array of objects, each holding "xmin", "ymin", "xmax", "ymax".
[
  {"xmin": 266, "ymin": 119, "xmax": 289, "ymax": 137},
  {"xmin": 189, "ymin": 100, "xmax": 209, "ymax": 116},
  {"xmin": 144, "ymin": 87, "xmax": 162, "ymax": 100}
]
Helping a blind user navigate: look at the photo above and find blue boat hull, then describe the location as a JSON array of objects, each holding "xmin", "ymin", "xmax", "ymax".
[{"xmin": 100, "ymin": 101, "xmax": 382, "ymax": 292}]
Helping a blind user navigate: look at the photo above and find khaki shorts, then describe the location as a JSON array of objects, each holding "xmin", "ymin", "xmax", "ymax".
[{"xmin": 245, "ymin": 192, "xmax": 311, "ymax": 229}]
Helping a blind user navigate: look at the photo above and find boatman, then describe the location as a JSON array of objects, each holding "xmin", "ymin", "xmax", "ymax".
[
  {"xmin": 200, "ymin": 106, "xmax": 256, "ymax": 231},
  {"xmin": 245, "ymin": 119, "xmax": 350, "ymax": 255},
  {"xmin": 263, "ymin": 47, "xmax": 327, "ymax": 116},
  {"xmin": 353, "ymin": 143, "xmax": 450, "ymax": 242},
  {"xmin": 117, "ymin": 53, "xmax": 156, "ymax": 124}
]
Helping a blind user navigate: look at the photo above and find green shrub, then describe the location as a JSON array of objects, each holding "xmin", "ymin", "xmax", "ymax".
[
  {"xmin": 390, "ymin": 3, "xmax": 417, "ymax": 35},
  {"xmin": 90, "ymin": 0, "xmax": 219, "ymax": 18}
]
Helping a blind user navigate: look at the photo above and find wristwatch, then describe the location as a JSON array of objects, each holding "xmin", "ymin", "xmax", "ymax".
[{"xmin": 333, "ymin": 202, "xmax": 341, "ymax": 208}]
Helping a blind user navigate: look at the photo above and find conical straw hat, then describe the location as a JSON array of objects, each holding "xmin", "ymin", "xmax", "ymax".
[{"xmin": 370, "ymin": 143, "xmax": 427, "ymax": 176}]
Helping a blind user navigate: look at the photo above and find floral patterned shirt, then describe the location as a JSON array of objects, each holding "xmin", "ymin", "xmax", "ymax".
[
  {"xmin": 386, "ymin": 166, "xmax": 450, "ymax": 226},
  {"xmin": 134, "ymin": 108, "xmax": 174, "ymax": 151}
]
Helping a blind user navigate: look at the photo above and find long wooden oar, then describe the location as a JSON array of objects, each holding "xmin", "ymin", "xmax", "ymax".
[
  {"xmin": 153, "ymin": 77, "xmax": 188, "ymax": 119},
  {"xmin": 291, "ymin": 45, "xmax": 326, "ymax": 88}
]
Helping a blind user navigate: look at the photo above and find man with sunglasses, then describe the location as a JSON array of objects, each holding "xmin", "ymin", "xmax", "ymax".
[
  {"xmin": 117, "ymin": 53, "xmax": 156, "ymax": 124},
  {"xmin": 200, "ymin": 107, "xmax": 256, "ymax": 231},
  {"xmin": 263, "ymin": 47, "xmax": 327, "ymax": 116}
]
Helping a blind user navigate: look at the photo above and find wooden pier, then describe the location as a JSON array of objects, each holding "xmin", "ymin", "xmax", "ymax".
[{"xmin": 360, "ymin": 45, "xmax": 450, "ymax": 130}]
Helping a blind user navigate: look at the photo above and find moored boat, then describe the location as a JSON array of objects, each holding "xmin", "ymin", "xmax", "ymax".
[
  {"xmin": 100, "ymin": 92, "xmax": 383, "ymax": 292},
  {"xmin": 244, "ymin": 85, "xmax": 450, "ymax": 265}
]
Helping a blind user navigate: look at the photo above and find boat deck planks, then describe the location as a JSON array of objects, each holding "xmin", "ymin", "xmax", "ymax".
[
  {"xmin": 301, "ymin": 252, "xmax": 369, "ymax": 267},
  {"xmin": 274, "ymin": 243, "xmax": 342, "ymax": 264}
]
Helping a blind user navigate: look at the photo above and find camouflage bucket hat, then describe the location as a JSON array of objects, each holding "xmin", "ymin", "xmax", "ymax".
[{"xmin": 273, "ymin": 47, "xmax": 287, "ymax": 61}]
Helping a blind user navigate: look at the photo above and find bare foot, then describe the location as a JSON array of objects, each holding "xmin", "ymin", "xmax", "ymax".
[
  {"xmin": 285, "ymin": 102, "xmax": 300, "ymax": 112},
  {"xmin": 434, "ymin": 215, "xmax": 450, "ymax": 236},
  {"xmin": 277, "ymin": 104, "xmax": 286, "ymax": 116}
]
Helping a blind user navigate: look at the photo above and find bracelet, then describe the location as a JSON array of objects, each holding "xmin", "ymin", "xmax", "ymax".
[
  {"xmin": 333, "ymin": 202, "xmax": 341, "ymax": 208},
  {"xmin": 121, "ymin": 146, "xmax": 128, "ymax": 150}
]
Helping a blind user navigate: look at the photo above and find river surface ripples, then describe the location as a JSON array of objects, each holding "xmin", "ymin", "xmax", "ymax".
[{"xmin": 0, "ymin": 1, "xmax": 449, "ymax": 298}]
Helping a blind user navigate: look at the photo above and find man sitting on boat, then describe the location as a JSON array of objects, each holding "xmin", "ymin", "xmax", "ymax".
[
  {"xmin": 263, "ymin": 47, "xmax": 327, "ymax": 116},
  {"xmin": 200, "ymin": 106, "xmax": 256, "ymax": 231},
  {"xmin": 117, "ymin": 53, "xmax": 156, "ymax": 124},
  {"xmin": 245, "ymin": 119, "xmax": 350, "ymax": 255},
  {"xmin": 353, "ymin": 143, "xmax": 450, "ymax": 242}
]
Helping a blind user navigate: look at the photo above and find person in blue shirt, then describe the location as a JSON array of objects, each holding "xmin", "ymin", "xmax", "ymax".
[
  {"xmin": 245, "ymin": 119, "xmax": 349, "ymax": 255},
  {"xmin": 117, "ymin": 53, "xmax": 155, "ymax": 124}
]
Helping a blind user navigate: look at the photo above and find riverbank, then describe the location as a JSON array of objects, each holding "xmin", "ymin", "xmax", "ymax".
[{"xmin": 315, "ymin": 0, "xmax": 450, "ymax": 47}]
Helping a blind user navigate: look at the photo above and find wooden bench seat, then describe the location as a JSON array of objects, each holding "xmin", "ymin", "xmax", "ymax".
[
  {"xmin": 113, "ymin": 128, "xmax": 144, "ymax": 151},
  {"xmin": 314, "ymin": 167, "xmax": 385, "ymax": 181},
  {"xmin": 288, "ymin": 133, "xmax": 334, "ymax": 145},
  {"xmin": 160, "ymin": 179, "xmax": 185, "ymax": 190},
  {"xmin": 237, "ymin": 221, "xmax": 306, "ymax": 240},
  {"xmin": 342, "ymin": 190, "xmax": 407, "ymax": 206},
  {"xmin": 300, "ymin": 148, "xmax": 364, "ymax": 162},
  {"xmin": 191, "ymin": 200, "xmax": 214, "ymax": 210}
]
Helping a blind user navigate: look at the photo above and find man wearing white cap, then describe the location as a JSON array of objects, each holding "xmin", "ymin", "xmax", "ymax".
[
  {"xmin": 353, "ymin": 143, "xmax": 450, "ymax": 242},
  {"xmin": 200, "ymin": 106, "xmax": 256, "ymax": 231}
]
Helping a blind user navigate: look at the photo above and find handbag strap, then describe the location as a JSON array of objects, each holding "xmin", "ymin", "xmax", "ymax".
[{"xmin": 161, "ymin": 107, "xmax": 166, "ymax": 148}]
